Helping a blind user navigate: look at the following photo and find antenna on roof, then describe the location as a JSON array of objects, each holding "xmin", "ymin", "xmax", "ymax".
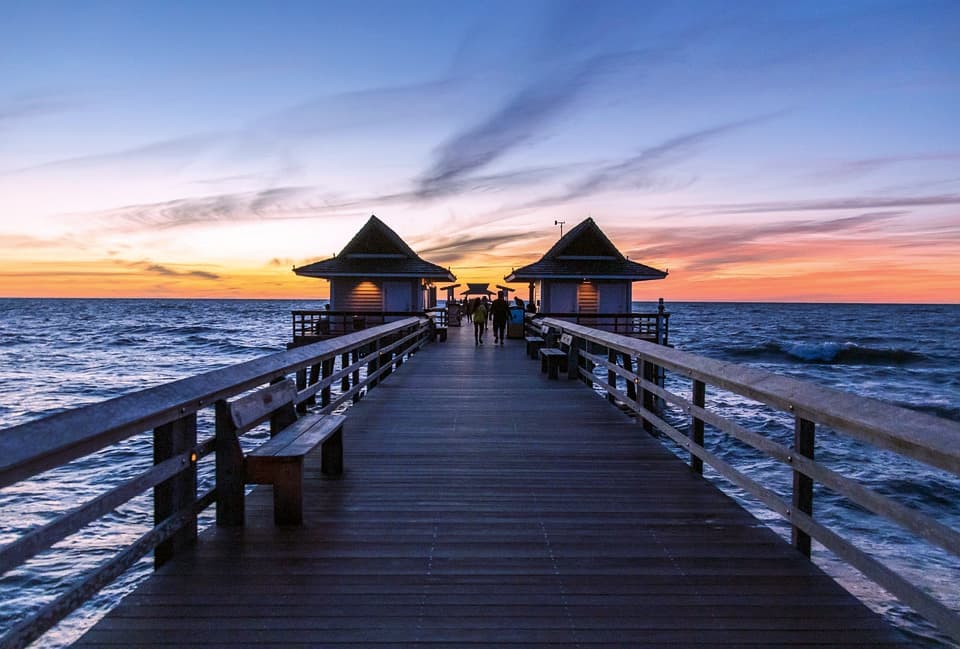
[{"xmin": 554, "ymin": 220, "xmax": 566, "ymax": 238}]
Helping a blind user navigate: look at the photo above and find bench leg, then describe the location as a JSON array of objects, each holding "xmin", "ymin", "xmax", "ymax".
[
  {"xmin": 548, "ymin": 358, "xmax": 559, "ymax": 380},
  {"xmin": 321, "ymin": 428, "xmax": 344, "ymax": 476},
  {"xmin": 273, "ymin": 462, "xmax": 303, "ymax": 525},
  {"xmin": 540, "ymin": 353, "xmax": 548, "ymax": 374}
]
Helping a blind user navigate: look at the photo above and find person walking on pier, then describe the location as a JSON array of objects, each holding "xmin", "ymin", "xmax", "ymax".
[
  {"xmin": 471, "ymin": 297, "xmax": 487, "ymax": 345},
  {"xmin": 490, "ymin": 293, "xmax": 509, "ymax": 345}
]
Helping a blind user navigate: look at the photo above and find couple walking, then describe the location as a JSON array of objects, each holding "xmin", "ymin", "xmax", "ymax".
[{"xmin": 471, "ymin": 295, "xmax": 509, "ymax": 346}]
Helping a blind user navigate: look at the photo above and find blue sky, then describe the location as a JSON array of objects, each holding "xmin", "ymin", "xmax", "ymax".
[{"xmin": 1, "ymin": 0, "xmax": 958, "ymax": 300}]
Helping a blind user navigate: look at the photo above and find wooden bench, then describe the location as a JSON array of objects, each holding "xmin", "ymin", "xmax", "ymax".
[
  {"xmin": 218, "ymin": 379, "xmax": 345, "ymax": 525},
  {"xmin": 525, "ymin": 324, "xmax": 548, "ymax": 359},
  {"xmin": 539, "ymin": 333, "xmax": 572, "ymax": 379}
]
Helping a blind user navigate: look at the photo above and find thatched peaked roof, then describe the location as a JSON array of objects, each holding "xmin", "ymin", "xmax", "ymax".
[
  {"xmin": 294, "ymin": 215, "xmax": 456, "ymax": 281},
  {"xmin": 505, "ymin": 218, "xmax": 666, "ymax": 282}
]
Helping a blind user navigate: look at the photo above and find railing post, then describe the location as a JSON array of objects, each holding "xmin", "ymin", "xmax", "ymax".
[
  {"xmin": 368, "ymin": 340, "xmax": 380, "ymax": 389},
  {"xmin": 295, "ymin": 367, "xmax": 308, "ymax": 414},
  {"xmin": 691, "ymin": 380, "xmax": 705, "ymax": 474},
  {"xmin": 321, "ymin": 357, "xmax": 334, "ymax": 407},
  {"xmin": 352, "ymin": 349, "xmax": 361, "ymax": 403},
  {"xmin": 656, "ymin": 298, "xmax": 665, "ymax": 345},
  {"xmin": 580, "ymin": 339, "xmax": 592, "ymax": 386},
  {"xmin": 214, "ymin": 400, "xmax": 244, "ymax": 526},
  {"xmin": 341, "ymin": 352, "xmax": 350, "ymax": 392},
  {"xmin": 607, "ymin": 348, "xmax": 616, "ymax": 404},
  {"xmin": 305, "ymin": 361, "xmax": 321, "ymax": 407},
  {"xmin": 567, "ymin": 335, "xmax": 580, "ymax": 380},
  {"xmin": 624, "ymin": 354, "xmax": 636, "ymax": 401},
  {"xmin": 153, "ymin": 413, "xmax": 197, "ymax": 567},
  {"xmin": 640, "ymin": 358, "xmax": 656, "ymax": 435},
  {"xmin": 792, "ymin": 416, "xmax": 816, "ymax": 557}
]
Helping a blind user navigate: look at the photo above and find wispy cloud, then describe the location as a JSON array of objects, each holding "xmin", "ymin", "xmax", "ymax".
[
  {"xmin": 706, "ymin": 194, "xmax": 960, "ymax": 214},
  {"xmin": 124, "ymin": 260, "xmax": 221, "ymax": 281},
  {"xmin": 101, "ymin": 186, "xmax": 325, "ymax": 230},
  {"xmin": 623, "ymin": 211, "xmax": 907, "ymax": 272},
  {"xmin": 417, "ymin": 49, "xmax": 661, "ymax": 198},
  {"xmin": 0, "ymin": 94, "xmax": 72, "ymax": 126},
  {"xmin": 515, "ymin": 115, "xmax": 783, "ymax": 210},
  {"xmin": 4, "ymin": 133, "xmax": 224, "ymax": 176},
  {"xmin": 805, "ymin": 153, "xmax": 960, "ymax": 182},
  {"xmin": 413, "ymin": 232, "xmax": 523, "ymax": 264}
]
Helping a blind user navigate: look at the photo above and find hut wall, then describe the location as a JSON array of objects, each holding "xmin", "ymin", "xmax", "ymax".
[
  {"xmin": 598, "ymin": 281, "xmax": 631, "ymax": 313},
  {"xmin": 331, "ymin": 279, "xmax": 382, "ymax": 311}
]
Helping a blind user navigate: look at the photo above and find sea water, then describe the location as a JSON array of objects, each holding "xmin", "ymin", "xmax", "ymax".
[{"xmin": 0, "ymin": 299, "xmax": 957, "ymax": 647}]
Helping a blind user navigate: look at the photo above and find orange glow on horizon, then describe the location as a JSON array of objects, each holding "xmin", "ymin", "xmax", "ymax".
[{"xmin": 1, "ymin": 249, "xmax": 957, "ymax": 304}]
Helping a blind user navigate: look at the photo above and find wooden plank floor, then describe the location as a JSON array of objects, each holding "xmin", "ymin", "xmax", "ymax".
[{"xmin": 75, "ymin": 323, "xmax": 908, "ymax": 647}]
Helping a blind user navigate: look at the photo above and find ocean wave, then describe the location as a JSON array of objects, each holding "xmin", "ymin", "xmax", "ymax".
[{"xmin": 727, "ymin": 341, "xmax": 926, "ymax": 365}]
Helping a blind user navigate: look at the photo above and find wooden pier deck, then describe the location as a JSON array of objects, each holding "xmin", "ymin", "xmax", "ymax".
[{"xmin": 75, "ymin": 324, "xmax": 907, "ymax": 648}]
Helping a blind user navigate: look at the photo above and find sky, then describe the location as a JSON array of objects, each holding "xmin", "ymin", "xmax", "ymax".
[{"xmin": 1, "ymin": 0, "xmax": 958, "ymax": 302}]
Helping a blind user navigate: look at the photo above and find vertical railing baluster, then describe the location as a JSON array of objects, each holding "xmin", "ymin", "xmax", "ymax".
[
  {"xmin": 624, "ymin": 354, "xmax": 636, "ymax": 402},
  {"xmin": 792, "ymin": 416, "xmax": 816, "ymax": 557},
  {"xmin": 640, "ymin": 358, "xmax": 655, "ymax": 435},
  {"xmin": 214, "ymin": 400, "xmax": 244, "ymax": 526},
  {"xmin": 153, "ymin": 413, "xmax": 197, "ymax": 567},
  {"xmin": 607, "ymin": 348, "xmax": 616, "ymax": 404},
  {"xmin": 341, "ymin": 352, "xmax": 350, "ymax": 392},
  {"xmin": 352, "ymin": 349, "xmax": 361, "ymax": 403},
  {"xmin": 691, "ymin": 380, "xmax": 705, "ymax": 475},
  {"xmin": 321, "ymin": 357, "xmax": 334, "ymax": 407},
  {"xmin": 368, "ymin": 339, "xmax": 380, "ymax": 389}
]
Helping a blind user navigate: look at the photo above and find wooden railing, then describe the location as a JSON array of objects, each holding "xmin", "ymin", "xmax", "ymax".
[
  {"xmin": 532, "ymin": 309, "xmax": 669, "ymax": 344},
  {"xmin": 291, "ymin": 309, "xmax": 447, "ymax": 343},
  {"xmin": 537, "ymin": 317, "xmax": 960, "ymax": 644},
  {"xmin": 0, "ymin": 317, "xmax": 432, "ymax": 649}
]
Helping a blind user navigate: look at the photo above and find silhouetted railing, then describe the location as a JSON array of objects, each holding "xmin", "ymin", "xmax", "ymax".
[
  {"xmin": 0, "ymin": 317, "xmax": 431, "ymax": 649},
  {"xmin": 535, "ymin": 317, "xmax": 960, "ymax": 644},
  {"xmin": 292, "ymin": 309, "xmax": 447, "ymax": 343}
]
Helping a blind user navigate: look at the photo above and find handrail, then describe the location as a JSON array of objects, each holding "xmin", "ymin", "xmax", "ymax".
[
  {"xmin": 539, "ymin": 317, "xmax": 960, "ymax": 643},
  {"xmin": 0, "ymin": 316, "xmax": 432, "ymax": 648}
]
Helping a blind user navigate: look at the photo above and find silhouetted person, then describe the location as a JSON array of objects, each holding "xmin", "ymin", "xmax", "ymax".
[
  {"xmin": 471, "ymin": 298, "xmax": 487, "ymax": 345},
  {"xmin": 490, "ymin": 294, "xmax": 509, "ymax": 345}
]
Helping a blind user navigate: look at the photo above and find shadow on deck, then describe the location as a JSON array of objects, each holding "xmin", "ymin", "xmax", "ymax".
[{"xmin": 75, "ymin": 324, "xmax": 907, "ymax": 647}]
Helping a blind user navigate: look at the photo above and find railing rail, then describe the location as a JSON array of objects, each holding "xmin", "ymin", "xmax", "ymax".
[
  {"xmin": 539, "ymin": 317, "xmax": 960, "ymax": 643},
  {"xmin": 532, "ymin": 311, "xmax": 669, "ymax": 343},
  {"xmin": 292, "ymin": 309, "xmax": 446, "ymax": 341},
  {"xmin": 0, "ymin": 316, "xmax": 432, "ymax": 649}
]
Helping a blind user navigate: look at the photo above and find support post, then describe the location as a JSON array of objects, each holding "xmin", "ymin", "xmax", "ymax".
[
  {"xmin": 792, "ymin": 416, "xmax": 816, "ymax": 557},
  {"xmin": 153, "ymin": 413, "xmax": 197, "ymax": 567},
  {"xmin": 691, "ymin": 380, "xmax": 705, "ymax": 475},
  {"xmin": 321, "ymin": 358, "xmax": 334, "ymax": 407},
  {"xmin": 640, "ymin": 359, "xmax": 656, "ymax": 435},
  {"xmin": 567, "ymin": 336, "xmax": 579, "ymax": 380},
  {"xmin": 607, "ymin": 348, "xmax": 616, "ymax": 404},
  {"xmin": 368, "ymin": 340, "xmax": 380, "ymax": 389},
  {"xmin": 341, "ymin": 352, "xmax": 350, "ymax": 392},
  {"xmin": 214, "ymin": 400, "xmax": 244, "ymax": 526},
  {"xmin": 624, "ymin": 354, "xmax": 636, "ymax": 401},
  {"xmin": 352, "ymin": 349, "xmax": 361, "ymax": 403}
]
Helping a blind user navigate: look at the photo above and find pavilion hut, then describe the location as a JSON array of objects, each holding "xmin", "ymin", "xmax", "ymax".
[
  {"xmin": 292, "ymin": 215, "xmax": 455, "ymax": 339},
  {"xmin": 504, "ymin": 217, "xmax": 667, "ymax": 337}
]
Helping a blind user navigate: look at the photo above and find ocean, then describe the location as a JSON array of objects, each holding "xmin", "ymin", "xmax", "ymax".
[{"xmin": 1, "ymin": 299, "xmax": 958, "ymax": 647}]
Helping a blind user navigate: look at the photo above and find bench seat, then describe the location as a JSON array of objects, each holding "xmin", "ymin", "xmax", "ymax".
[
  {"xmin": 539, "ymin": 347, "xmax": 567, "ymax": 379},
  {"xmin": 525, "ymin": 335, "xmax": 545, "ymax": 358},
  {"xmin": 244, "ymin": 413, "xmax": 345, "ymax": 525}
]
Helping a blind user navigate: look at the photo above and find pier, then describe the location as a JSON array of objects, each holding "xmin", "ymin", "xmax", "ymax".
[{"xmin": 2, "ymin": 316, "xmax": 959, "ymax": 647}]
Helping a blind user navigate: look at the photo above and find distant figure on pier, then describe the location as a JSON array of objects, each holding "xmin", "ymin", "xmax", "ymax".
[
  {"xmin": 514, "ymin": 296, "xmax": 525, "ymax": 311},
  {"xmin": 471, "ymin": 298, "xmax": 487, "ymax": 345},
  {"xmin": 490, "ymin": 294, "xmax": 509, "ymax": 345}
]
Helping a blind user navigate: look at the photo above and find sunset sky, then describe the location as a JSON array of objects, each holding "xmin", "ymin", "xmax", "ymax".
[{"xmin": 1, "ymin": 1, "xmax": 958, "ymax": 302}]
